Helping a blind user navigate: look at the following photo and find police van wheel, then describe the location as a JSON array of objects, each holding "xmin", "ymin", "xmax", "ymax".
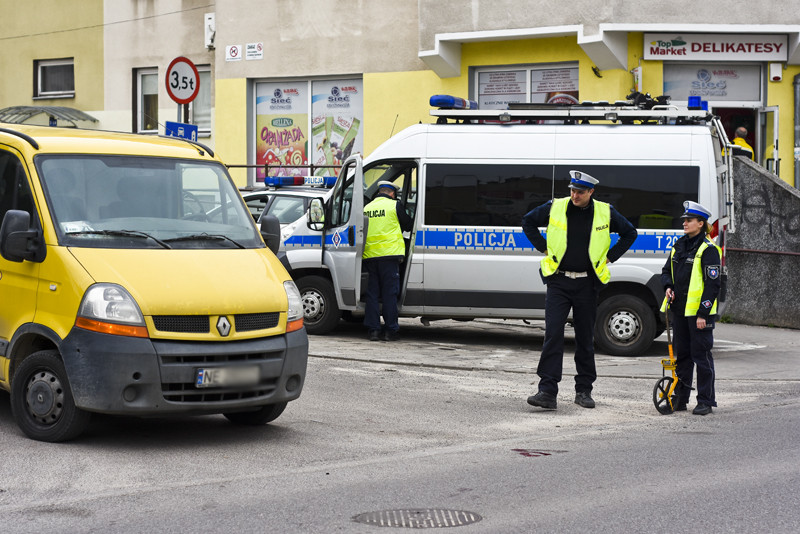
[
  {"xmin": 10, "ymin": 350, "xmax": 91, "ymax": 442},
  {"xmin": 594, "ymin": 295, "xmax": 656, "ymax": 356},
  {"xmin": 224, "ymin": 402, "xmax": 287, "ymax": 425},
  {"xmin": 297, "ymin": 275, "xmax": 341, "ymax": 335}
]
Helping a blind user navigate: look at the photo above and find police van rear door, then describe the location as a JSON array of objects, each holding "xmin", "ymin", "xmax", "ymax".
[{"xmin": 322, "ymin": 154, "xmax": 364, "ymax": 311}]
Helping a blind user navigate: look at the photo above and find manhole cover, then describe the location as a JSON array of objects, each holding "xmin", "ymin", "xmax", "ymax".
[{"xmin": 352, "ymin": 509, "xmax": 482, "ymax": 528}]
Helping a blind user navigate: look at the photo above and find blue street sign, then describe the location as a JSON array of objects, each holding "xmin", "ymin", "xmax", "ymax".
[{"xmin": 165, "ymin": 121, "xmax": 199, "ymax": 142}]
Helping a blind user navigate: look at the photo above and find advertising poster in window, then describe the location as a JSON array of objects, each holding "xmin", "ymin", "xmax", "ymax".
[
  {"xmin": 663, "ymin": 64, "xmax": 761, "ymax": 102},
  {"xmin": 530, "ymin": 67, "xmax": 579, "ymax": 104},
  {"xmin": 311, "ymin": 80, "xmax": 363, "ymax": 177},
  {"xmin": 477, "ymin": 70, "xmax": 526, "ymax": 109},
  {"xmin": 255, "ymin": 83, "xmax": 309, "ymax": 180}
]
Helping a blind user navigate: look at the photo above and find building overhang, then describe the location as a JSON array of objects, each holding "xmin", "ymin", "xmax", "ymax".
[
  {"xmin": 0, "ymin": 106, "xmax": 99, "ymax": 127},
  {"xmin": 419, "ymin": 24, "xmax": 800, "ymax": 78}
]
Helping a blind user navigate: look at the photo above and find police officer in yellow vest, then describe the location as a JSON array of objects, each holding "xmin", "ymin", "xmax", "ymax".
[
  {"xmin": 363, "ymin": 180, "xmax": 413, "ymax": 341},
  {"xmin": 661, "ymin": 201, "xmax": 722, "ymax": 415},
  {"xmin": 522, "ymin": 171, "xmax": 637, "ymax": 410}
]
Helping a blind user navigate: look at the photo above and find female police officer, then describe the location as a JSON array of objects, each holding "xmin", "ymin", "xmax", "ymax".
[{"xmin": 661, "ymin": 201, "xmax": 722, "ymax": 415}]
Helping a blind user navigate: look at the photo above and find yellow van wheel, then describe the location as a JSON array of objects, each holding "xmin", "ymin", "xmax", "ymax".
[
  {"xmin": 10, "ymin": 350, "xmax": 91, "ymax": 442},
  {"xmin": 224, "ymin": 402, "xmax": 287, "ymax": 425}
]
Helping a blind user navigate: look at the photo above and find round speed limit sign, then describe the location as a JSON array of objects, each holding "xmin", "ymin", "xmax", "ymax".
[{"xmin": 166, "ymin": 56, "xmax": 200, "ymax": 105}]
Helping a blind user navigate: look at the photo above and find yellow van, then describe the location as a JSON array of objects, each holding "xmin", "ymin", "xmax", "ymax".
[{"xmin": 0, "ymin": 125, "xmax": 308, "ymax": 442}]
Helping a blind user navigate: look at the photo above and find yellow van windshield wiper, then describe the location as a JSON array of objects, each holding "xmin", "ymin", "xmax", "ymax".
[
  {"xmin": 163, "ymin": 233, "xmax": 245, "ymax": 249},
  {"xmin": 65, "ymin": 229, "xmax": 171, "ymax": 249}
]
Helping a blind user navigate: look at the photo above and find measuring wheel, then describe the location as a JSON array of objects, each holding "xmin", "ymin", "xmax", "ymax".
[{"xmin": 653, "ymin": 376, "xmax": 675, "ymax": 415}]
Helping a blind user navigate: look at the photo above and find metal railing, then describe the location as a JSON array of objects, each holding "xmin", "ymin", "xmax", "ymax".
[{"xmin": 226, "ymin": 163, "xmax": 341, "ymax": 175}]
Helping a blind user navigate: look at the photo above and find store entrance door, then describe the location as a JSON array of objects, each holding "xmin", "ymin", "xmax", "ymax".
[{"xmin": 715, "ymin": 107, "xmax": 757, "ymax": 160}]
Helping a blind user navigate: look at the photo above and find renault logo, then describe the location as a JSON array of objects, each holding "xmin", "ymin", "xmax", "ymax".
[{"xmin": 216, "ymin": 316, "xmax": 231, "ymax": 337}]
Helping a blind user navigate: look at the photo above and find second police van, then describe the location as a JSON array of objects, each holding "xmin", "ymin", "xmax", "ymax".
[{"xmin": 281, "ymin": 95, "xmax": 733, "ymax": 356}]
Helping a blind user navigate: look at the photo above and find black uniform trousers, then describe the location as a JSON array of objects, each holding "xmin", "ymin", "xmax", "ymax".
[
  {"xmin": 363, "ymin": 257, "xmax": 400, "ymax": 333},
  {"xmin": 670, "ymin": 310, "xmax": 716, "ymax": 406},
  {"xmin": 537, "ymin": 274, "xmax": 598, "ymax": 396}
]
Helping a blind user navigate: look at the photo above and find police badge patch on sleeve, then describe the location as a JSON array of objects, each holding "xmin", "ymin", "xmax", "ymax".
[
  {"xmin": 702, "ymin": 299, "xmax": 713, "ymax": 309},
  {"xmin": 705, "ymin": 265, "xmax": 720, "ymax": 279}
]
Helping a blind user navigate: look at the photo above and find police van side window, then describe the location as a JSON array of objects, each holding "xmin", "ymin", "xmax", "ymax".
[
  {"xmin": 425, "ymin": 164, "xmax": 552, "ymax": 227},
  {"xmin": 553, "ymin": 165, "xmax": 700, "ymax": 229},
  {"xmin": 0, "ymin": 151, "xmax": 37, "ymax": 224},
  {"xmin": 329, "ymin": 169, "xmax": 354, "ymax": 227}
]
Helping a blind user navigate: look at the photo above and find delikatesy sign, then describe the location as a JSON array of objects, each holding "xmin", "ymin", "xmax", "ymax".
[{"xmin": 644, "ymin": 34, "xmax": 787, "ymax": 62}]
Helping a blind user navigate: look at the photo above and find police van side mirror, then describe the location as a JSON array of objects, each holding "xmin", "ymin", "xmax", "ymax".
[
  {"xmin": 0, "ymin": 210, "xmax": 46, "ymax": 263},
  {"xmin": 307, "ymin": 197, "xmax": 325, "ymax": 231},
  {"xmin": 259, "ymin": 214, "xmax": 281, "ymax": 254}
]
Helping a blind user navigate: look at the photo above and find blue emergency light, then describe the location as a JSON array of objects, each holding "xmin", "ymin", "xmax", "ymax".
[{"xmin": 430, "ymin": 95, "xmax": 478, "ymax": 110}]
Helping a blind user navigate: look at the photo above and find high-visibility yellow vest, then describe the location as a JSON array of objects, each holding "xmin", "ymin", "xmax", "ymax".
[
  {"xmin": 363, "ymin": 196, "xmax": 405, "ymax": 259},
  {"xmin": 540, "ymin": 197, "xmax": 612, "ymax": 284},
  {"xmin": 660, "ymin": 237, "xmax": 721, "ymax": 315}
]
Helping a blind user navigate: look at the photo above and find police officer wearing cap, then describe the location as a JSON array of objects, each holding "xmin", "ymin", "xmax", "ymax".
[
  {"xmin": 363, "ymin": 180, "xmax": 413, "ymax": 341},
  {"xmin": 661, "ymin": 201, "xmax": 721, "ymax": 415},
  {"xmin": 522, "ymin": 171, "xmax": 637, "ymax": 410}
]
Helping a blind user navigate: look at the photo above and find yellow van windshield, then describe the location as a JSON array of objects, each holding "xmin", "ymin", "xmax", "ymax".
[{"xmin": 36, "ymin": 155, "xmax": 263, "ymax": 249}]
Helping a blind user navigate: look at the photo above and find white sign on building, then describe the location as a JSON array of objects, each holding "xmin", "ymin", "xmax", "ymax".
[
  {"xmin": 246, "ymin": 43, "xmax": 263, "ymax": 60},
  {"xmin": 225, "ymin": 44, "xmax": 243, "ymax": 62}
]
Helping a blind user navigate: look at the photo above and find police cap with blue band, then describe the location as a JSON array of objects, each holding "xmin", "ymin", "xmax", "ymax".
[
  {"xmin": 377, "ymin": 180, "xmax": 399, "ymax": 192},
  {"xmin": 568, "ymin": 170, "xmax": 599, "ymax": 190},
  {"xmin": 680, "ymin": 200, "xmax": 711, "ymax": 221}
]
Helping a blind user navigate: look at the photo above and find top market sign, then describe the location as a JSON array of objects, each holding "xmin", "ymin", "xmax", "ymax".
[{"xmin": 644, "ymin": 34, "xmax": 788, "ymax": 62}]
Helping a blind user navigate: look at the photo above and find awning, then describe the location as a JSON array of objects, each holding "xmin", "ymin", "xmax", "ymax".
[
  {"xmin": 0, "ymin": 106, "xmax": 99, "ymax": 127},
  {"xmin": 420, "ymin": 23, "xmax": 800, "ymax": 78}
]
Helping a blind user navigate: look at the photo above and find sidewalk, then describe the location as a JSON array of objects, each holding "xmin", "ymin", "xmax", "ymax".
[{"xmin": 308, "ymin": 318, "xmax": 800, "ymax": 381}]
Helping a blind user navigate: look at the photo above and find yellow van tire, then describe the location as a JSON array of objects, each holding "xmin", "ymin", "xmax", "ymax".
[
  {"xmin": 297, "ymin": 275, "xmax": 341, "ymax": 335},
  {"xmin": 224, "ymin": 402, "xmax": 287, "ymax": 425},
  {"xmin": 10, "ymin": 350, "xmax": 91, "ymax": 442}
]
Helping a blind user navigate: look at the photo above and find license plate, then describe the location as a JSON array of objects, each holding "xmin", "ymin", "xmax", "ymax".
[{"xmin": 196, "ymin": 365, "xmax": 260, "ymax": 388}]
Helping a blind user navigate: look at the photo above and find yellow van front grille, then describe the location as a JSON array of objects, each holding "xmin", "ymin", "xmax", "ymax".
[
  {"xmin": 151, "ymin": 312, "xmax": 280, "ymax": 334},
  {"xmin": 153, "ymin": 315, "xmax": 209, "ymax": 333}
]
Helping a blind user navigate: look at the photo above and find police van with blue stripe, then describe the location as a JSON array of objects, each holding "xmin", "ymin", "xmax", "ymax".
[{"xmin": 283, "ymin": 94, "xmax": 734, "ymax": 356}]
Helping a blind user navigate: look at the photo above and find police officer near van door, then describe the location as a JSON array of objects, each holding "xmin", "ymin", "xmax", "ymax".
[
  {"xmin": 522, "ymin": 171, "xmax": 637, "ymax": 410},
  {"xmin": 363, "ymin": 180, "xmax": 413, "ymax": 341},
  {"xmin": 661, "ymin": 201, "xmax": 721, "ymax": 416}
]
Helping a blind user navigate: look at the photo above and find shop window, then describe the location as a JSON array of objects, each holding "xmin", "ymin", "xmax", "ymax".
[
  {"xmin": 254, "ymin": 78, "xmax": 363, "ymax": 181},
  {"xmin": 34, "ymin": 58, "xmax": 75, "ymax": 98},
  {"xmin": 190, "ymin": 67, "xmax": 212, "ymax": 136},
  {"xmin": 474, "ymin": 64, "xmax": 579, "ymax": 109},
  {"xmin": 663, "ymin": 63, "xmax": 762, "ymax": 104},
  {"xmin": 135, "ymin": 68, "xmax": 159, "ymax": 133}
]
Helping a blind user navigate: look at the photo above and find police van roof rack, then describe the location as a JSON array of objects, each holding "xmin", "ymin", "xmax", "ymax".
[{"xmin": 430, "ymin": 92, "xmax": 713, "ymax": 126}]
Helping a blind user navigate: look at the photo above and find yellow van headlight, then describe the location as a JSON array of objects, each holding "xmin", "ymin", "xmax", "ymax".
[
  {"xmin": 284, "ymin": 281, "xmax": 304, "ymax": 333},
  {"xmin": 75, "ymin": 283, "xmax": 149, "ymax": 338}
]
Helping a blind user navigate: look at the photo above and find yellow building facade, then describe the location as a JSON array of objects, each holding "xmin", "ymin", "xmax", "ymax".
[{"xmin": 215, "ymin": 27, "xmax": 800, "ymax": 188}]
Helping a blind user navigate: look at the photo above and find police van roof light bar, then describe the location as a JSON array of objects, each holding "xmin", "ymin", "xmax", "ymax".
[
  {"xmin": 261, "ymin": 175, "xmax": 336, "ymax": 188},
  {"xmin": 430, "ymin": 95, "xmax": 478, "ymax": 110}
]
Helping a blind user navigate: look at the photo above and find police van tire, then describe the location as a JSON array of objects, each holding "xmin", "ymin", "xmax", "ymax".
[
  {"xmin": 10, "ymin": 350, "xmax": 91, "ymax": 442},
  {"xmin": 224, "ymin": 402, "xmax": 287, "ymax": 425},
  {"xmin": 297, "ymin": 275, "xmax": 341, "ymax": 335},
  {"xmin": 594, "ymin": 295, "xmax": 656, "ymax": 356}
]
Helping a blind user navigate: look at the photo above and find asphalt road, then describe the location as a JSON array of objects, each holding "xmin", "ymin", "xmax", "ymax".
[{"xmin": 0, "ymin": 319, "xmax": 798, "ymax": 533}]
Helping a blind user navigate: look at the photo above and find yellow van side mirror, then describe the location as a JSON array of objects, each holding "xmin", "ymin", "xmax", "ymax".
[{"xmin": 0, "ymin": 210, "xmax": 46, "ymax": 263}]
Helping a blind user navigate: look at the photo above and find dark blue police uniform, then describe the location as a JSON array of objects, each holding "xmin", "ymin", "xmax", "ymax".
[{"xmin": 661, "ymin": 231, "xmax": 721, "ymax": 411}]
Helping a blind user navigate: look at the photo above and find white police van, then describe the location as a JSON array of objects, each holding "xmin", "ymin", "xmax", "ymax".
[{"xmin": 283, "ymin": 95, "xmax": 733, "ymax": 356}]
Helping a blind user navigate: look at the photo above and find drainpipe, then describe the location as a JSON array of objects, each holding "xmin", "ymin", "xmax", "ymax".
[{"xmin": 795, "ymin": 74, "xmax": 800, "ymax": 188}]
